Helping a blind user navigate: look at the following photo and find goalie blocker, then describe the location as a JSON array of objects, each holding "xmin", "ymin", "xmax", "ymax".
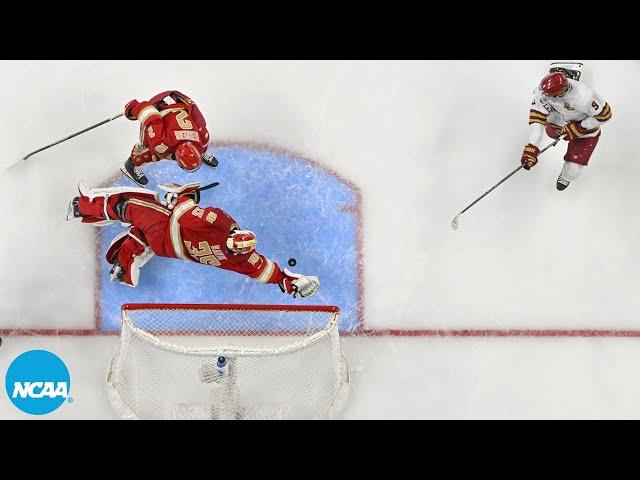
[{"xmin": 67, "ymin": 182, "xmax": 319, "ymax": 298}]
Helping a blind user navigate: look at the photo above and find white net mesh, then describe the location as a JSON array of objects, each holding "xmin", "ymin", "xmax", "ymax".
[{"xmin": 106, "ymin": 304, "xmax": 349, "ymax": 420}]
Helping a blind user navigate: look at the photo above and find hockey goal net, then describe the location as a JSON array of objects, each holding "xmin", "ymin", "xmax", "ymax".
[{"xmin": 106, "ymin": 304, "xmax": 350, "ymax": 420}]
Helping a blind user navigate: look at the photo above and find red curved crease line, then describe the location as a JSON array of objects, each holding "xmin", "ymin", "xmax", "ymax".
[{"xmin": 88, "ymin": 140, "xmax": 366, "ymax": 334}]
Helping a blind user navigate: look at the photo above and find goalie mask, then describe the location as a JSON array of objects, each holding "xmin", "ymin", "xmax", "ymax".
[
  {"xmin": 226, "ymin": 230, "xmax": 257, "ymax": 255},
  {"xmin": 175, "ymin": 141, "xmax": 202, "ymax": 172}
]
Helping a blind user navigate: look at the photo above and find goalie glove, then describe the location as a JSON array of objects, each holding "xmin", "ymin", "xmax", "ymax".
[{"xmin": 279, "ymin": 268, "xmax": 320, "ymax": 298}]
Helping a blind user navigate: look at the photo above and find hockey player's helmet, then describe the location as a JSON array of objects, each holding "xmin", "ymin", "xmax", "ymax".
[
  {"xmin": 226, "ymin": 230, "xmax": 257, "ymax": 255},
  {"xmin": 540, "ymin": 72, "xmax": 570, "ymax": 97},
  {"xmin": 175, "ymin": 141, "xmax": 202, "ymax": 172}
]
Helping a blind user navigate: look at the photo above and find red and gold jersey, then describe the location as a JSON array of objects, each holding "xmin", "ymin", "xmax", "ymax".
[
  {"xmin": 130, "ymin": 91, "xmax": 211, "ymax": 165},
  {"xmin": 166, "ymin": 197, "xmax": 285, "ymax": 284}
]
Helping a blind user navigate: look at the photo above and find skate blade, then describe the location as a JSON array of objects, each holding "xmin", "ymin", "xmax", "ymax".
[{"xmin": 66, "ymin": 198, "xmax": 78, "ymax": 221}]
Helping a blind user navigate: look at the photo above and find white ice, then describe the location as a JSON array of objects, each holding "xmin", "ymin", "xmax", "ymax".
[{"xmin": 1, "ymin": 60, "xmax": 639, "ymax": 418}]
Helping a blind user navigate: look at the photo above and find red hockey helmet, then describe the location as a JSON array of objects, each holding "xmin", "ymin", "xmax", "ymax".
[
  {"xmin": 226, "ymin": 230, "xmax": 257, "ymax": 255},
  {"xmin": 540, "ymin": 72, "xmax": 570, "ymax": 97},
  {"xmin": 175, "ymin": 141, "xmax": 202, "ymax": 172}
]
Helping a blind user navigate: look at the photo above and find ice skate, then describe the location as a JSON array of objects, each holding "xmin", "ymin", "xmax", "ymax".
[
  {"xmin": 556, "ymin": 161, "xmax": 584, "ymax": 192},
  {"xmin": 66, "ymin": 196, "xmax": 81, "ymax": 221},
  {"xmin": 556, "ymin": 174, "xmax": 571, "ymax": 191},
  {"xmin": 202, "ymin": 151, "xmax": 218, "ymax": 168},
  {"xmin": 121, "ymin": 157, "xmax": 148, "ymax": 186},
  {"xmin": 109, "ymin": 262, "xmax": 125, "ymax": 282}
]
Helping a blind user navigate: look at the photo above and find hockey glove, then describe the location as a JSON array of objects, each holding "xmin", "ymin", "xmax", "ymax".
[
  {"xmin": 279, "ymin": 268, "xmax": 320, "ymax": 298},
  {"xmin": 546, "ymin": 123, "xmax": 564, "ymax": 139},
  {"xmin": 562, "ymin": 121, "xmax": 598, "ymax": 141},
  {"xmin": 521, "ymin": 143, "xmax": 540, "ymax": 170},
  {"xmin": 124, "ymin": 99, "xmax": 141, "ymax": 120}
]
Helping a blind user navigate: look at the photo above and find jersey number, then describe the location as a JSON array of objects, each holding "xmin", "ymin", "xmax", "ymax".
[
  {"xmin": 592, "ymin": 101, "xmax": 599, "ymax": 110},
  {"xmin": 184, "ymin": 240, "xmax": 221, "ymax": 266}
]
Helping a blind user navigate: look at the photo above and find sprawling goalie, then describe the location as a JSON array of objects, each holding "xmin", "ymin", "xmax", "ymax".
[{"xmin": 67, "ymin": 183, "xmax": 319, "ymax": 298}]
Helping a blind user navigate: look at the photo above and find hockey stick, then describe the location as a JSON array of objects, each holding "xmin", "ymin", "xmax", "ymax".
[
  {"xmin": 451, "ymin": 137, "xmax": 563, "ymax": 230},
  {"xmin": 198, "ymin": 181, "xmax": 220, "ymax": 192},
  {"xmin": 10, "ymin": 113, "xmax": 125, "ymax": 169}
]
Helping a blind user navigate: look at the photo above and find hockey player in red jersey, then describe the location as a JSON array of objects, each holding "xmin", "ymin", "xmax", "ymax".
[
  {"xmin": 121, "ymin": 90, "xmax": 218, "ymax": 186},
  {"xmin": 521, "ymin": 64, "xmax": 612, "ymax": 190},
  {"xmin": 66, "ymin": 182, "xmax": 319, "ymax": 298}
]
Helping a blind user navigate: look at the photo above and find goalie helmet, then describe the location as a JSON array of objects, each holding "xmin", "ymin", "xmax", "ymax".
[
  {"xmin": 540, "ymin": 72, "xmax": 570, "ymax": 98},
  {"xmin": 175, "ymin": 141, "xmax": 202, "ymax": 172},
  {"xmin": 226, "ymin": 229, "xmax": 257, "ymax": 255}
]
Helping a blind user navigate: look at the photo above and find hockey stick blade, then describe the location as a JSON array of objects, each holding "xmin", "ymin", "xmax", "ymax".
[{"xmin": 198, "ymin": 181, "xmax": 220, "ymax": 192}]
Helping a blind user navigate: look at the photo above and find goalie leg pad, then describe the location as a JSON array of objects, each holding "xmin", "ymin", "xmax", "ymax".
[
  {"xmin": 78, "ymin": 183, "xmax": 158, "ymax": 202},
  {"xmin": 75, "ymin": 183, "xmax": 160, "ymax": 225},
  {"xmin": 107, "ymin": 227, "xmax": 154, "ymax": 287}
]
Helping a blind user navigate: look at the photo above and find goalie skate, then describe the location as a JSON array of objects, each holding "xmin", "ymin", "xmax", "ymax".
[{"xmin": 66, "ymin": 197, "xmax": 80, "ymax": 221}]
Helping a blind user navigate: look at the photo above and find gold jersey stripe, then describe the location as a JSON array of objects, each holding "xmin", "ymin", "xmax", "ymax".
[
  {"xmin": 255, "ymin": 259, "xmax": 275, "ymax": 283},
  {"xmin": 529, "ymin": 109, "xmax": 548, "ymax": 118},
  {"xmin": 169, "ymin": 200, "xmax": 195, "ymax": 261},
  {"xmin": 595, "ymin": 103, "xmax": 612, "ymax": 121},
  {"xmin": 568, "ymin": 123, "xmax": 583, "ymax": 136},
  {"xmin": 138, "ymin": 105, "xmax": 161, "ymax": 127},
  {"xmin": 529, "ymin": 113, "xmax": 547, "ymax": 120},
  {"xmin": 528, "ymin": 118, "xmax": 546, "ymax": 125},
  {"xmin": 569, "ymin": 124, "xmax": 599, "ymax": 136},
  {"xmin": 127, "ymin": 198, "xmax": 171, "ymax": 216}
]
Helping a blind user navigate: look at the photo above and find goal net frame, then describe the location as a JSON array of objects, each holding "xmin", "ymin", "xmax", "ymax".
[{"xmin": 106, "ymin": 303, "xmax": 350, "ymax": 420}]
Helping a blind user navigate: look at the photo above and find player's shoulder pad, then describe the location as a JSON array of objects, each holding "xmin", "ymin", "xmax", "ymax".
[
  {"xmin": 531, "ymin": 86, "xmax": 550, "ymax": 111},
  {"xmin": 570, "ymin": 80, "xmax": 598, "ymax": 110}
]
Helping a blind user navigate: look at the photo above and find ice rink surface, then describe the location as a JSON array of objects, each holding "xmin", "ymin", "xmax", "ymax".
[{"xmin": 1, "ymin": 60, "xmax": 639, "ymax": 419}]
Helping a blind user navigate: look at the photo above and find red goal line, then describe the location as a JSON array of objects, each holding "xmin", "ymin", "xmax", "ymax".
[
  {"xmin": 3, "ymin": 328, "xmax": 640, "ymax": 338},
  {"xmin": 357, "ymin": 328, "xmax": 640, "ymax": 337}
]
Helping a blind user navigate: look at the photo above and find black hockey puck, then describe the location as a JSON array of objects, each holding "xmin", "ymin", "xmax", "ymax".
[{"xmin": 288, "ymin": 258, "xmax": 297, "ymax": 267}]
